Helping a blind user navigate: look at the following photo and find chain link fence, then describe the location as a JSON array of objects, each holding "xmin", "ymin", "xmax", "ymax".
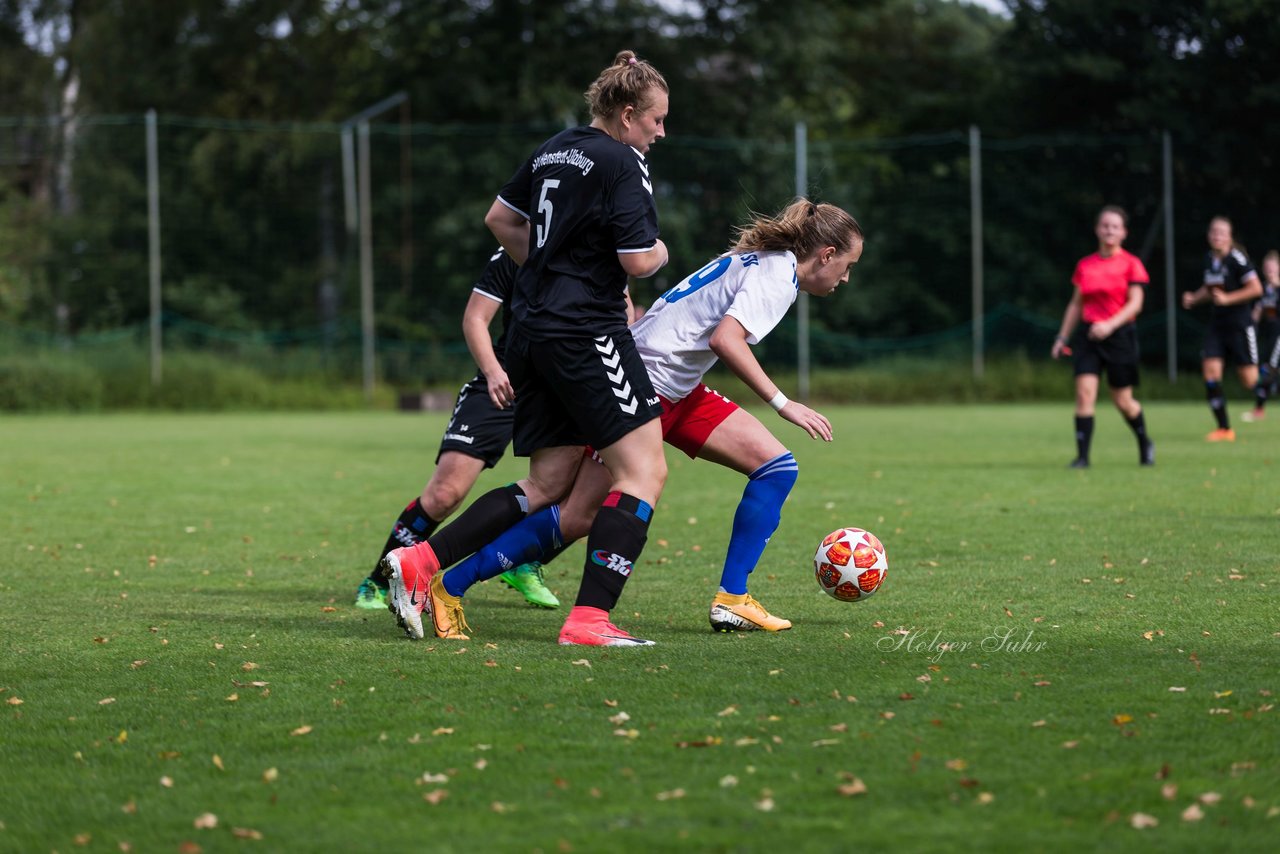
[{"xmin": 0, "ymin": 114, "xmax": 1216, "ymax": 392}]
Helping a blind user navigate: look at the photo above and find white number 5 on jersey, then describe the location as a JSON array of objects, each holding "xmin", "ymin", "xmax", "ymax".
[{"xmin": 535, "ymin": 179, "xmax": 561, "ymax": 248}]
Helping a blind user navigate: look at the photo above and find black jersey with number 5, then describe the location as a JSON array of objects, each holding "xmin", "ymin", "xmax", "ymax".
[{"xmin": 496, "ymin": 125, "xmax": 659, "ymax": 341}]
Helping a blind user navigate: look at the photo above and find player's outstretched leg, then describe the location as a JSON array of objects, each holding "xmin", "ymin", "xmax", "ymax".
[{"xmin": 708, "ymin": 452, "xmax": 797, "ymax": 633}]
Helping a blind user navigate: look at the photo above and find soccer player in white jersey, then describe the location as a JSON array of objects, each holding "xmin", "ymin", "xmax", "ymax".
[{"xmin": 428, "ymin": 198, "xmax": 864, "ymax": 637}]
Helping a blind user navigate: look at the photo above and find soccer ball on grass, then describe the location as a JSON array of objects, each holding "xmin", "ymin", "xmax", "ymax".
[{"xmin": 814, "ymin": 527, "xmax": 887, "ymax": 602}]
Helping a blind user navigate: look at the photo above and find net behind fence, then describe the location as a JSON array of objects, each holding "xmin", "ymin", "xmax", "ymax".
[{"xmin": 0, "ymin": 115, "xmax": 1224, "ymax": 388}]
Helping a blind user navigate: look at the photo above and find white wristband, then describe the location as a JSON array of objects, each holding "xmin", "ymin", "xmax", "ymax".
[{"xmin": 768, "ymin": 390, "xmax": 789, "ymax": 411}]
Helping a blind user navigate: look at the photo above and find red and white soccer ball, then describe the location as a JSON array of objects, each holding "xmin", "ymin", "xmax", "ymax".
[{"xmin": 814, "ymin": 527, "xmax": 887, "ymax": 602}]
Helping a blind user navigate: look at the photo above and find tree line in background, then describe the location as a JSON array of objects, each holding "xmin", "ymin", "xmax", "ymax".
[{"xmin": 2, "ymin": 0, "xmax": 1279, "ymax": 377}]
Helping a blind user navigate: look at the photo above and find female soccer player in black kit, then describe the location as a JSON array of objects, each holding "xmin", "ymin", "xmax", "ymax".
[
  {"xmin": 1243, "ymin": 250, "xmax": 1280, "ymax": 422},
  {"xmin": 1181, "ymin": 216, "xmax": 1263, "ymax": 441},
  {"xmin": 380, "ymin": 50, "xmax": 671, "ymax": 646}
]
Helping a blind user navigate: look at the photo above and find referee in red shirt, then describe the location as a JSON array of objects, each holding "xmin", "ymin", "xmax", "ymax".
[{"xmin": 1052, "ymin": 205, "xmax": 1155, "ymax": 468}]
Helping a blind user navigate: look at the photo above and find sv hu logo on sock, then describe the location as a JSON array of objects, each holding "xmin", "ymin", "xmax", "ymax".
[{"xmin": 591, "ymin": 550, "xmax": 633, "ymax": 577}]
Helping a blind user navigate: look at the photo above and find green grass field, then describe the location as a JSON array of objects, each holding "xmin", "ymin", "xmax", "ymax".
[{"xmin": 3, "ymin": 404, "xmax": 1277, "ymax": 852}]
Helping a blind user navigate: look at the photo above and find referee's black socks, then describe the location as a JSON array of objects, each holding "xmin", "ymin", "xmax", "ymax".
[{"xmin": 1074, "ymin": 415, "xmax": 1094, "ymax": 463}]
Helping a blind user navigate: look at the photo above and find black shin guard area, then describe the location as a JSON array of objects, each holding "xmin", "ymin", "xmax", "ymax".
[
  {"xmin": 428, "ymin": 483, "xmax": 527, "ymax": 570},
  {"xmin": 574, "ymin": 501, "xmax": 651, "ymax": 611}
]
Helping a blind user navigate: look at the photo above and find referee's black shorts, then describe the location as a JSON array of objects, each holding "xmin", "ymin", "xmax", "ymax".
[
  {"xmin": 435, "ymin": 374, "xmax": 513, "ymax": 469},
  {"xmin": 1072, "ymin": 322, "xmax": 1140, "ymax": 389},
  {"xmin": 506, "ymin": 325, "xmax": 662, "ymax": 457},
  {"xmin": 1201, "ymin": 322, "xmax": 1259, "ymax": 367}
]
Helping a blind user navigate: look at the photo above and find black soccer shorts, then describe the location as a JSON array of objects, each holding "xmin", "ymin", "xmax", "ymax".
[
  {"xmin": 436, "ymin": 374, "xmax": 514, "ymax": 469},
  {"xmin": 1073, "ymin": 322, "xmax": 1140, "ymax": 389},
  {"xmin": 506, "ymin": 326, "xmax": 663, "ymax": 457},
  {"xmin": 1201, "ymin": 322, "xmax": 1259, "ymax": 367}
]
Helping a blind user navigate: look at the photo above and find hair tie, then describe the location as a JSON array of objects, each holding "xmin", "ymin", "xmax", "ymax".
[{"xmin": 627, "ymin": 57, "xmax": 638, "ymax": 66}]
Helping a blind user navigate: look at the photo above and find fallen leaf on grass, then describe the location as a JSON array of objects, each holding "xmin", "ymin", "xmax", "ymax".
[
  {"xmin": 241, "ymin": 663, "xmax": 258, "ymax": 672},
  {"xmin": 1129, "ymin": 813, "xmax": 1159, "ymax": 829},
  {"xmin": 193, "ymin": 813, "xmax": 217, "ymax": 830},
  {"xmin": 99, "ymin": 697, "xmax": 116, "ymax": 705},
  {"xmin": 121, "ymin": 799, "xmax": 137, "ymax": 814},
  {"xmin": 754, "ymin": 796, "xmax": 775, "ymax": 812},
  {"xmin": 1112, "ymin": 714, "xmax": 1133, "ymax": 726},
  {"xmin": 1182, "ymin": 803, "xmax": 1204, "ymax": 822},
  {"xmin": 160, "ymin": 776, "xmax": 174, "ymax": 788},
  {"xmin": 655, "ymin": 789, "xmax": 685, "ymax": 801},
  {"xmin": 1034, "ymin": 681, "xmax": 1051, "ymax": 687},
  {"xmin": 74, "ymin": 834, "xmax": 91, "ymax": 846},
  {"xmin": 6, "ymin": 697, "xmax": 22, "ymax": 706},
  {"xmin": 262, "ymin": 768, "xmax": 278, "ymax": 783},
  {"xmin": 1161, "ymin": 783, "xmax": 1178, "ymax": 800},
  {"xmin": 420, "ymin": 772, "xmax": 449, "ymax": 784},
  {"xmin": 93, "ymin": 637, "xmax": 109, "ymax": 644},
  {"xmin": 571, "ymin": 660, "xmax": 591, "ymax": 668},
  {"xmin": 603, "ymin": 699, "xmax": 618, "ymax": 707},
  {"xmin": 717, "ymin": 705, "xmax": 739, "ymax": 717},
  {"xmin": 837, "ymin": 778, "xmax": 867, "ymax": 797},
  {"xmin": 211, "ymin": 755, "xmax": 224, "ymax": 771},
  {"xmin": 178, "ymin": 842, "xmax": 201, "ymax": 854},
  {"xmin": 320, "ymin": 606, "xmax": 337, "ymax": 613},
  {"xmin": 232, "ymin": 828, "xmax": 263, "ymax": 840},
  {"xmin": 811, "ymin": 739, "xmax": 841, "ymax": 747},
  {"xmin": 976, "ymin": 792, "xmax": 995, "ymax": 805},
  {"xmin": 422, "ymin": 789, "xmax": 448, "ymax": 805},
  {"xmin": 1031, "ymin": 720, "xmax": 1047, "ymax": 727},
  {"xmin": 1062, "ymin": 741, "xmax": 1079, "ymax": 749},
  {"xmin": 1168, "ymin": 686, "xmax": 1186, "ymax": 692},
  {"xmin": 613, "ymin": 729, "xmax": 639, "ymax": 739},
  {"xmin": 946, "ymin": 759, "xmax": 968, "ymax": 771},
  {"xmin": 675, "ymin": 737, "xmax": 721, "ymax": 748},
  {"xmin": 290, "ymin": 725, "xmax": 312, "ymax": 736},
  {"xmin": 491, "ymin": 802, "xmax": 510, "ymax": 813},
  {"xmin": 720, "ymin": 775, "xmax": 738, "ymax": 788},
  {"xmin": 609, "ymin": 711, "xmax": 631, "ymax": 725},
  {"xmin": 1198, "ymin": 792, "xmax": 1222, "ymax": 805},
  {"xmin": 432, "ymin": 727, "xmax": 454, "ymax": 736}
]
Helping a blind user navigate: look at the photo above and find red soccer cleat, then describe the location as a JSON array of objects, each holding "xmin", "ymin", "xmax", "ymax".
[{"xmin": 379, "ymin": 544, "xmax": 441, "ymax": 639}]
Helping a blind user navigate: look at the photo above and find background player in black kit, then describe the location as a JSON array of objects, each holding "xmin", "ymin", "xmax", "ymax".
[
  {"xmin": 379, "ymin": 50, "xmax": 672, "ymax": 646},
  {"xmin": 352, "ymin": 248, "xmax": 561, "ymax": 612},
  {"xmin": 1243, "ymin": 249, "xmax": 1280, "ymax": 422},
  {"xmin": 1181, "ymin": 216, "xmax": 1263, "ymax": 441}
]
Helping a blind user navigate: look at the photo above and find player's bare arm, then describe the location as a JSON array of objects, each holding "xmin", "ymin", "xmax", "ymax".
[
  {"xmin": 618, "ymin": 238, "xmax": 668, "ymax": 278},
  {"xmin": 484, "ymin": 199, "xmax": 530, "ymax": 266},
  {"xmin": 709, "ymin": 315, "xmax": 833, "ymax": 442},
  {"xmin": 460, "ymin": 291, "xmax": 513, "ymax": 409}
]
